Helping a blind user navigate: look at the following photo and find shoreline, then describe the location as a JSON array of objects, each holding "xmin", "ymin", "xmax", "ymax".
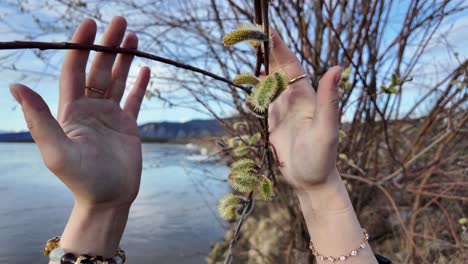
[{"xmin": 0, "ymin": 136, "xmax": 222, "ymax": 145}]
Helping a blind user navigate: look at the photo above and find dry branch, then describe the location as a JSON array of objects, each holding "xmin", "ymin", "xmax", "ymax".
[{"xmin": 0, "ymin": 41, "xmax": 249, "ymax": 92}]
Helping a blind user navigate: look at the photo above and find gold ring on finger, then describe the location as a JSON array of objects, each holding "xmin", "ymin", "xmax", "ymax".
[
  {"xmin": 288, "ymin": 74, "xmax": 308, "ymax": 85},
  {"xmin": 85, "ymin": 86, "xmax": 106, "ymax": 96}
]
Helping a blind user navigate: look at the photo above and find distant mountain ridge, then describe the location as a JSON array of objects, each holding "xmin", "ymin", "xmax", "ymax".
[
  {"xmin": 0, "ymin": 131, "xmax": 33, "ymax": 142},
  {"xmin": 139, "ymin": 119, "xmax": 224, "ymax": 142},
  {"xmin": 0, "ymin": 119, "xmax": 225, "ymax": 143}
]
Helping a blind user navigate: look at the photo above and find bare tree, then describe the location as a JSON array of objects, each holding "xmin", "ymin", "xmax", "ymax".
[{"xmin": 0, "ymin": 0, "xmax": 467, "ymax": 263}]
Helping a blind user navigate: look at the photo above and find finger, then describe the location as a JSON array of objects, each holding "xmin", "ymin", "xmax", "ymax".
[
  {"xmin": 270, "ymin": 30, "xmax": 308, "ymax": 88},
  {"xmin": 86, "ymin": 16, "xmax": 127, "ymax": 98},
  {"xmin": 59, "ymin": 19, "xmax": 97, "ymax": 119},
  {"xmin": 10, "ymin": 84, "xmax": 72, "ymax": 173},
  {"xmin": 123, "ymin": 67, "xmax": 151, "ymax": 119},
  {"xmin": 109, "ymin": 32, "xmax": 138, "ymax": 103},
  {"xmin": 314, "ymin": 66, "xmax": 342, "ymax": 133}
]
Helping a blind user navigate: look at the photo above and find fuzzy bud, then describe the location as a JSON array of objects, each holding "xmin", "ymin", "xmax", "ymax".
[
  {"xmin": 258, "ymin": 177, "xmax": 274, "ymax": 200},
  {"xmin": 247, "ymin": 74, "xmax": 279, "ymax": 113},
  {"xmin": 231, "ymin": 158, "xmax": 257, "ymax": 173},
  {"xmin": 233, "ymin": 145, "xmax": 250, "ymax": 157},
  {"xmin": 249, "ymin": 132, "xmax": 261, "ymax": 145},
  {"xmin": 273, "ymin": 71, "xmax": 287, "ymax": 92},
  {"xmin": 340, "ymin": 66, "xmax": 352, "ymax": 82},
  {"xmin": 338, "ymin": 153, "xmax": 348, "ymax": 160},
  {"xmin": 230, "ymin": 172, "xmax": 259, "ymax": 193},
  {"xmin": 218, "ymin": 193, "xmax": 241, "ymax": 220},
  {"xmin": 222, "ymin": 24, "xmax": 268, "ymax": 47},
  {"xmin": 233, "ymin": 73, "xmax": 260, "ymax": 86},
  {"xmin": 338, "ymin": 130, "xmax": 347, "ymax": 144},
  {"xmin": 381, "ymin": 85, "xmax": 399, "ymax": 94}
]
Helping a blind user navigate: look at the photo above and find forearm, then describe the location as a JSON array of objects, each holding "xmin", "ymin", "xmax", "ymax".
[
  {"xmin": 297, "ymin": 169, "xmax": 378, "ymax": 264},
  {"xmin": 49, "ymin": 202, "xmax": 129, "ymax": 264}
]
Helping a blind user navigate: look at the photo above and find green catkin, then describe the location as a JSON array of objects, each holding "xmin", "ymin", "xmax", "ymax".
[
  {"xmin": 230, "ymin": 172, "xmax": 259, "ymax": 193},
  {"xmin": 339, "ymin": 129, "xmax": 347, "ymax": 138},
  {"xmin": 227, "ymin": 134, "xmax": 252, "ymax": 150},
  {"xmin": 233, "ymin": 73, "xmax": 260, "ymax": 86},
  {"xmin": 244, "ymin": 23, "xmax": 273, "ymax": 51},
  {"xmin": 257, "ymin": 76, "xmax": 276, "ymax": 107},
  {"xmin": 258, "ymin": 177, "xmax": 274, "ymax": 200},
  {"xmin": 338, "ymin": 153, "xmax": 348, "ymax": 160},
  {"xmin": 340, "ymin": 66, "xmax": 352, "ymax": 82},
  {"xmin": 224, "ymin": 207, "xmax": 236, "ymax": 220},
  {"xmin": 231, "ymin": 158, "xmax": 257, "ymax": 173},
  {"xmin": 246, "ymin": 39, "xmax": 263, "ymax": 48},
  {"xmin": 339, "ymin": 130, "xmax": 347, "ymax": 144},
  {"xmin": 274, "ymin": 71, "xmax": 287, "ymax": 92},
  {"xmin": 227, "ymin": 137, "xmax": 239, "ymax": 148},
  {"xmin": 345, "ymin": 81, "xmax": 353, "ymax": 90},
  {"xmin": 249, "ymin": 133, "xmax": 261, "ymax": 144},
  {"xmin": 381, "ymin": 85, "xmax": 399, "ymax": 94},
  {"xmin": 459, "ymin": 217, "xmax": 468, "ymax": 225},
  {"xmin": 222, "ymin": 24, "xmax": 268, "ymax": 47},
  {"xmin": 248, "ymin": 75, "xmax": 279, "ymax": 112},
  {"xmin": 218, "ymin": 193, "xmax": 241, "ymax": 220},
  {"xmin": 233, "ymin": 145, "xmax": 250, "ymax": 157},
  {"xmin": 239, "ymin": 134, "xmax": 250, "ymax": 142},
  {"xmin": 391, "ymin": 74, "xmax": 399, "ymax": 86}
]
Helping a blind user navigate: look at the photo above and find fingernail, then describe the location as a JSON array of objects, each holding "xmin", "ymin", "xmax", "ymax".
[
  {"xmin": 334, "ymin": 66, "xmax": 343, "ymax": 86},
  {"xmin": 9, "ymin": 85, "xmax": 22, "ymax": 104}
]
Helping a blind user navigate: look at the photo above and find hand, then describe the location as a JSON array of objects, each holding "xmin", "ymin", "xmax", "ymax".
[
  {"xmin": 268, "ymin": 31, "xmax": 342, "ymax": 191},
  {"xmin": 10, "ymin": 17, "xmax": 150, "ymax": 209},
  {"xmin": 268, "ymin": 33, "xmax": 379, "ymax": 264}
]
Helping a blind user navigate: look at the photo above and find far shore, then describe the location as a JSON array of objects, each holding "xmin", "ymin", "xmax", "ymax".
[{"xmin": 0, "ymin": 135, "xmax": 221, "ymax": 152}]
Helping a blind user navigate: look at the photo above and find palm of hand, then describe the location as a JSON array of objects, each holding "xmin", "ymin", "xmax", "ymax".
[
  {"xmin": 267, "ymin": 33, "xmax": 341, "ymax": 189},
  {"xmin": 54, "ymin": 99, "xmax": 142, "ymax": 206},
  {"xmin": 269, "ymin": 78, "xmax": 338, "ymax": 190}
]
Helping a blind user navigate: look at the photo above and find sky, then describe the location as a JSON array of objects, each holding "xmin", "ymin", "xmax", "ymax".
[
  {"xmin": 0, "ymin": 1, "xmax": 467, "ymax": 131},
  {"xmin": 0, "ymin": 2, "xmax": 217, "ymax": 131}
]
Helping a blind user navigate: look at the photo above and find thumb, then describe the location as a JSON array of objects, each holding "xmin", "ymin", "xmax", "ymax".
[
  {"xmin": 315, "ymin": 66, "xmax": 342, "ymax": 133},
  {"xmin": 10, "ymin": 84, "xmax": 70, "ymax": 158}
]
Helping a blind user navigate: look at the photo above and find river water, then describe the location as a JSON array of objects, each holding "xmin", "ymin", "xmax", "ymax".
[{"xmin": 0, "ymin": 143, "xmax": 229, "ymax": 264}]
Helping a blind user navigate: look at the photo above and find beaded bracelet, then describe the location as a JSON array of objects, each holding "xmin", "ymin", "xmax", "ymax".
[
  {"xmin": 43, "ymin": 236, "xmax": 126, "ymax": 264},
  {"xmin": 309, "ymin": 228, "xmax": 369, "ymax": 262}
]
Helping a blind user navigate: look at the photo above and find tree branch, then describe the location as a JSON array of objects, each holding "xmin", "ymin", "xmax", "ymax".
[{"xmin": 0, "ymin": 41, "xmax": 249, "ymax": 92}]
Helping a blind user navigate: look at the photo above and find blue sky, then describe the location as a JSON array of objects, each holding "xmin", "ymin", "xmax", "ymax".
[
  {"xmin": 0, "ymin": 2, "xmax": 218, "ymax": 131},
  {"xmin": 0, "ymin": 1, "xmax": 467, "ymax": 131}
]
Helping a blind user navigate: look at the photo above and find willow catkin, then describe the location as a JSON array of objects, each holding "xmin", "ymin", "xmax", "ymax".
[
  {"xmin": 222, "ymin": 23, "xmax": 268, "ymax": 47},
  {"xmin": 229, "ymin": 172, "xmax": 259, "ymax": 193},
  {"xmin": 233, "ymin": 73, "xmax": 260, "ymax": 86},
  {"xmin": 218, "ymin": 193, "xmax": 241, "ymax": 220},
  {"xmin": 231, "ymin": 158, "xmax": 257, "ymax": 173},
  {"xmin": 248, "ymin": 75, "xmax": 279, "ymax": 113},
  {"xmin": 258, "ymin": 177, "xmax": 274, "ymax": 201}
]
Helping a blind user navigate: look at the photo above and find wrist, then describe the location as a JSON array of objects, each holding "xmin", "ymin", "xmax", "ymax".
[
  {"xmin": 58, "ymin": 202, "xmax": 130, "ymax": 260},
  {"xmin": 296, "ymin": 168, "xmax": 352, "ymax": 212},
  {"xmin": 296, "ymin": 169, "xmax": 378, "ymax": 263}
]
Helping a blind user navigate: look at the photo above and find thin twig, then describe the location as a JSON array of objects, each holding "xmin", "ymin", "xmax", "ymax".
[
  {"xmin": 0, "ymin": 41, "xmax": 249, "ymax": 92},
  {"xmin": 224, "ymin": 192, "xmax": 254, "ymax": 264}
]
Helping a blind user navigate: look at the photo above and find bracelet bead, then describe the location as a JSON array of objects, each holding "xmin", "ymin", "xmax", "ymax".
[
  {"xmin": 60, "ymin": 252, "xmax": 77, "ymax": 264},
  {"xmin": 50, "ymin": 248, "xmax": 66, "ymax": 262},
  {"xmin": 44, "ymin": 236, "xmax": 60, "ymax": 256},
  {"xmin": 58, "ymin": 253, "xmax": 122, "ymax": 264},
  {"xmin": 114, "ymin": 255, "xmax": 124, "ymax": 264},
  {"xmin": 44, "ymin": 236, "xmax": 126, "ymax": 264}
]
